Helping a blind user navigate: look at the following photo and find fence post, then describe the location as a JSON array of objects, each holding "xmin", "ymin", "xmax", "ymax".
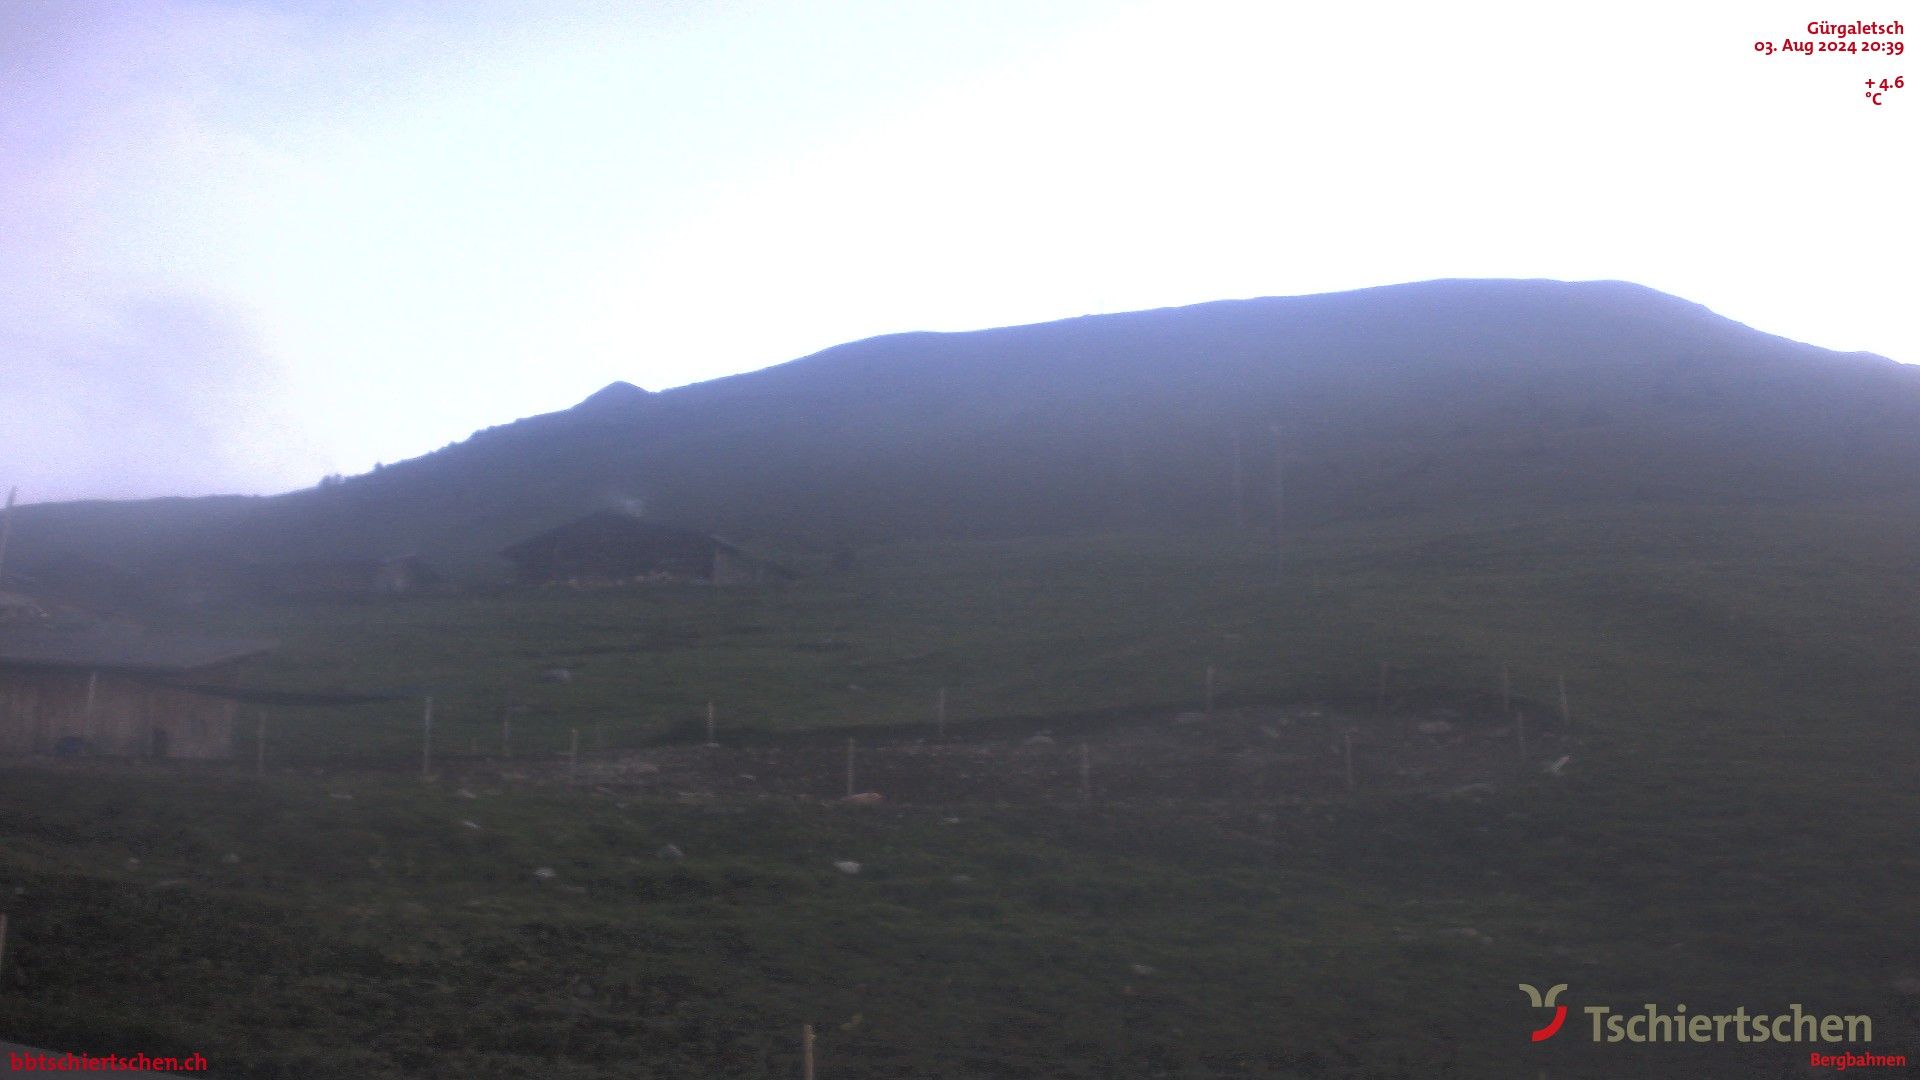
[{"xmin": 421, "ymin": 696, "xmax": 434, "ymax": 779}]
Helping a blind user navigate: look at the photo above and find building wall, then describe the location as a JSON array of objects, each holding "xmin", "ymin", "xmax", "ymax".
[
  {"xmin": 514, "ymin": 538, "xmax": 722, "ymax": 584},
  {"xmin": 0, "ymin": 666, "xmax": 240, "ymax": 759}
]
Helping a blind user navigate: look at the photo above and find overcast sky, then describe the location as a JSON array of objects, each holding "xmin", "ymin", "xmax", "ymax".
[{"xmin": 3, "ymin": 0, "xmax": 1913, "ymax": 502}]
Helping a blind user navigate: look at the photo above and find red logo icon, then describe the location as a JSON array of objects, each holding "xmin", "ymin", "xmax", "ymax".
[{"xmin": 1520, "ymin": 983, "xmax": 1569, "ymax": 1041}]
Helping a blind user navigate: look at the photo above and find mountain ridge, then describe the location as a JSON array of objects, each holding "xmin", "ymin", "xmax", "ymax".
[{"xmin": 6, "ymin": 278, "xmax": 1916, "ymax": 579}]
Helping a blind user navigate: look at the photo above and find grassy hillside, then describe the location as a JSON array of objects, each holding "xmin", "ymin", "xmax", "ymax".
[
  {"xmin": 2, "ymin": 501, "xmax": 1917, "ymax": 1077},
  {"xmin": 5, "ymin": 279, "xmax": 1918, "ymax": 1075},
  {"xmin": 157, "ymin": 498, "xmax": 1920, "ymax": 763},
  {"xmin": 9, "ymin": 279, "xmax": 1919, "ymax": 578}
]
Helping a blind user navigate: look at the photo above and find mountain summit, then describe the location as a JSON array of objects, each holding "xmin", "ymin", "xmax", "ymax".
[{"xmin": 574, "ymin": 381, "xmax": 653, "ymax": 412}]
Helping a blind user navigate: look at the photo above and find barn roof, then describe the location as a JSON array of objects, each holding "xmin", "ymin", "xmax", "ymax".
[
  {"xmin": 500, "ymin": 511, "xmax": 745, "ymax": 560},
  {"xmin": 0, "ymin": 626, "xmax": 275, "ymax": 673}
]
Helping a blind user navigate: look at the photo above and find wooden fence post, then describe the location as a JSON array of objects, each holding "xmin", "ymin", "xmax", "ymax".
[
  {"xmin": 82, "ymin": 670, "xmax": 97, "ymax": 741},
  {"xmin": 935, "ymin": 687, "xmax": 947, "ymax": 740},
  {"xmin": 569, "ymin": 728, "xmax": 580, "ymax": 784},
  {"xmin": 802, "ymin": 1023, "xmax": 816, "ymax": 1080},
  {"xmin": 421, "ymin": 696, "xmax": 434, "ymax": 779}
]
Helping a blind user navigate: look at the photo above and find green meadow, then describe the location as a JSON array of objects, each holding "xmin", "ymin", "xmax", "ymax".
[{"xmin": 2, "ymin": 500, "xmax": 1917, "ymax": 1077}]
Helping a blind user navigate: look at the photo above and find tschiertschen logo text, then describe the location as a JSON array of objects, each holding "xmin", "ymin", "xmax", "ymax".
[
  {"xmin": 1521, "ymin": 983, "xmax": 1873, "ymax": 1043},
  {"xmin": 1584, "ymin": 1003, "xmax": 1870, "ymax": 1044}
]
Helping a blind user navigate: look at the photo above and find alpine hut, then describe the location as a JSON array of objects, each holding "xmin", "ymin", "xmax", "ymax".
[
  {"xmin": 0, "ymin": 626, "xmax": 273, "ymax": 759},
  {"xmin": 501, "ymin": 511, "xmax": 792, "ymax": 586}
]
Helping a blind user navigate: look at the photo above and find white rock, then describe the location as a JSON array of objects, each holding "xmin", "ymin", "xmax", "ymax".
[
  {"xmin": 534, "ymin": 866, "xmax": 557, "ymax": 880},
  {"xmin": 1544, "ymin": 755, "xmax": 1572, "ymax": 776},
  {"xmin": 833, "ymin": 860, "xmax": 862, "ymax": 875},
  {"xmin": 656, "ymin": 844, "xmax": 685, "ymax": 861},
  {"xmin": 461, "ymin": 820, "xmax": 482, "ymax": 830}
]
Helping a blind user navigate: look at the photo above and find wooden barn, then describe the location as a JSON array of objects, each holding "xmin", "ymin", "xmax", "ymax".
[
  {"xmin": 0, "ymin": 628, "xmax": 273, "ymax": 759},
  {"xmin": 501, "ymin": 511, "xmax": 792, "ymax": 586}
]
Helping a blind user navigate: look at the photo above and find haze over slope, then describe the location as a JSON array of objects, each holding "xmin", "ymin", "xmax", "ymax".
[{"xmin": 10, "ymin": 278, "xmax": 1916, "ymax": 575}]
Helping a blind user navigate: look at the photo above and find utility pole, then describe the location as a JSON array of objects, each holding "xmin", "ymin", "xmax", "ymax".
[
  {"xmin": 0, "ymin": 487, "xmax": 16, "ymax": 584},
  {"xmin": 1229, "ymin": 426, "xmax": 1247, "ymax": 531},
  {"xmin": 1269, "ymin": 423, "xmax": 1285, "ymax": 578}
]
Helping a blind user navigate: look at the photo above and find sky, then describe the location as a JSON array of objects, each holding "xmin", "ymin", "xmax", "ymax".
[{"xmin": 2, "ymin": 0, "xmax": 1914, "ymax": 502}]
